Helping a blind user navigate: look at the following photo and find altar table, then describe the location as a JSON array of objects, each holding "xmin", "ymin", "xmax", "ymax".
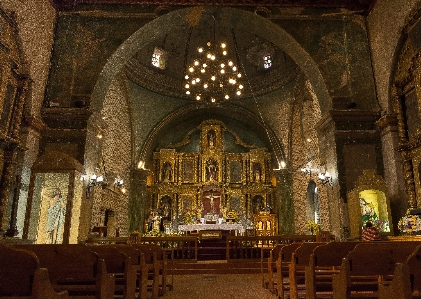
[{"xmin": 178, "ymin": 223, "xmax": 245, "ymax": 234}]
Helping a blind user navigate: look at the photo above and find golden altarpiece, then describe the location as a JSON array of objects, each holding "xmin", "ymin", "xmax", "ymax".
[{"xmin": 146, "ymin": 120, "xmax": 277, "ymax": 233}]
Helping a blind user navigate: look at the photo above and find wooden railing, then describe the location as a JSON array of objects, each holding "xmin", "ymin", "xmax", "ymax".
[
  {"xmin": 85, "ymin": 234, "xmax": 326, "ymax": 262},
  {"xmin": 86, "ymin": 235, "xmax": 199, "ymax": 260},
  {"xmin": 225, "ymin": 235, "xmax": 318, "ymax": 261}
]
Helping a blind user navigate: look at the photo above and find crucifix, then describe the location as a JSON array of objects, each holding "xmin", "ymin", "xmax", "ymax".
[{"xmin": 204, "ymin": 190, "xmax": 220, "ymax": 214}]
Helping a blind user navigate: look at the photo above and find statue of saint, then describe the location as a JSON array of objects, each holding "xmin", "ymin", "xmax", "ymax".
[
  {"xmin": 206, "ymin": 160, "xmax": 218, "ymax": 181},
  {"xmin": 46, "ymin": 188, "xmax": 66, "ymax": 244},
  {"xmin": 207, "ymin": 130, "xmax": 216, "ymax": 147}
]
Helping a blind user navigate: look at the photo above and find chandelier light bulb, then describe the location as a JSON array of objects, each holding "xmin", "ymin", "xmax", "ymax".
[
  {"xmin": 192, "ymin": 80, "xmax": 196, "ymax": 85},
  {"xmin": 232, "ymin": 66, "xmax": 237, "ymax": 71},
  {"xmin": 221, "ymin": 43, "xmax": 226, "ymax": 48},
  {"xmin": 198, "ymin": 47, "xmax": 203, "ymax": 53},
  {"xmin": 201, "ymin": 69, "xmax": 205, "ymax": 73},
  {"xmin": 225, "ymin": 95, "xmax": 229, "ymax": 99},
  {"xmin": 211, "ymin": 98, "xmax": 216, "ymax": 103},
  {"xmin": 189, "ymin": 67, "xmax": 194, "ymax": 72},
  {"xmin": 203, "ymin": 63, "xmax": 207, "ymax": 68},
  {"xmin": 186, "ymin": 91, "xmax": 190, "ymax": 95},
  {"xmin": 204, "ymin": 83, "xmax": 208, "ymax": 88},
  {"xmin": 207, "ymin": 41, "xmax": 211, "ymax": 47},
  {"xmin": 237, "ymin": 73, "xmax": 241, "ymax": 78},
  {"xmin": 194, "ymin": 60, "xmax": 199, "ymax": 66},
  {"xmin": 228, "ymin": 61, "xmax": 233, "ymax": 66},
  {"xmin": 220, "ymin": 69, "xmax": 225, "ymax": 74},
  {"xmin": 239, "ymin": 85, "xmax": 243, "ymax": 89},
  {"xmin": 220, "ymin": 63, "xmax": 225, "ymax": 68},
  {"xmin": 185, "ymin": 75, "xmax": 189, "ymax": 79},
  {"xmin": 207, "ymin": 53, "xmax": 212, "ymax": 59},
  {"xmin": 195, "ymin": 78, "xmax": 200, "ymax": 82},
  {"xmin": 196, "ymin": 95, "xmax": 201, "ymax": 100},
  {"xmin": 211, "ymin": 76, "xmax": 216, "ymax": 81},
  {"xmin": 211, "ymin": 55, "xmax": 216, "ymax": 60},
  {"xmin": 185, "ymin": 84, "xmax": 189, "ymax": 88},
  {"xmin": 236, "ymin": 90, "xmax": 241, "ymax": 95},
  {"xmin": 223, "ymin": 51, "xmax": 227, "ymax": 55}
]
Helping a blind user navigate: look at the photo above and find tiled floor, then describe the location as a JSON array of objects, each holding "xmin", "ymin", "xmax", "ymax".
[{"xmin": 161, "ymin": 273, "xmax": 278, "ymax": 299}]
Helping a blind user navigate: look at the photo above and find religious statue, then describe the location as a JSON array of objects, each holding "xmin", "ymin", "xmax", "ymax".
[
  {"xmin": 207, "ymin": 129, "xmax": 216, "ymax": 147},
  {"xmin": 206, "ymin": 159, "xmax": 218, "ymax": 181},
  {"xmin": 253, "ymin": 163, "xmax": 262, "ymax": 182},
  {"xmin": 162, "ymin": 162, "xmax": 172, "ymax": 182},
  {"xmin": 204, "ymin": 190, "xmax": 220, "ymax": 214},
  {"xmin": 46, "ymin": 188, "xmax": 66, "ymax": 244}
]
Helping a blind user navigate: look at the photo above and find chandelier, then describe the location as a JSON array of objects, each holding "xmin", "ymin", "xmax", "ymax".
[{"xmin": 184, "ymin": 31, "xmax": 244, "ymax": 104}]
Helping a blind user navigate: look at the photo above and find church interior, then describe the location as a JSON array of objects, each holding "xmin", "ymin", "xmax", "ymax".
[{"xmin": 1, "ymin": 0, "xmax": 421, "ymax": 245}]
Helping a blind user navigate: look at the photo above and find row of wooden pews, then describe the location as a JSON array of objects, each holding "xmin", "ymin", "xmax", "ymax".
[
  {"xmin": 0, "ymin": 242, "xmax": 171, "ymax": 299},
  {"xmin": 263, "ymin": 240, "xmax": 421, "ymax": 299}
]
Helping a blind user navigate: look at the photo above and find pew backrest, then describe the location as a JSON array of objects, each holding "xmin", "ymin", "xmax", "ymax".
[
  {"xmin": 14, "ymin": 244, "xmax": 99, "ymax": 282},
  {"xmin": 312, "ymin": 241, "xmax": 361, "ymax": 267},
  {"xmin": 346, "ymin": 242, "xmax": 421, "ymax": 276},
  {"xmin": 0, "ymin": 244, "xmax": 40, "ymax": 296}
]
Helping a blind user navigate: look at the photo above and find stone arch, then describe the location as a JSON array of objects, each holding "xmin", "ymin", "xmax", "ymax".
[{"xmin": 91, "ymin": 6, "xmax": 331, "ymax": 116}]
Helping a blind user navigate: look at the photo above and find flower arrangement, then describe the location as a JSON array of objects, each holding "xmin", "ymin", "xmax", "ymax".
[
  {"xmin": 306, "ymin": 220, "xmax": 321, "ymax": 235},
  {"xmin": 370, "ymin": 219, "xmax": 390, "ymax": 233},
  {"xmin": 398, "ymin": 209, "xmax": 421, "ymax": 235},
  {"xmin": 226, "ymin": 210, "xmax": 239, "ymax": 222},
  {"xmin": 183, "ymin": 210, "xmax": 197, "ymax": 224}
]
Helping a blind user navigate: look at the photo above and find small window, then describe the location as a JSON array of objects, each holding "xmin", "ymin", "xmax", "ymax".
[
  {"xmin": 151, "ymin": 47, "xmax": 167, "ymax": 70},
  {"xmin": 263, "ymin": 55, "xmax": 272, "ymax": 69}
]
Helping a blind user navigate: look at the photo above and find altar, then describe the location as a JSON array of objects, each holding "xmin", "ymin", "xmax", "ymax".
[{"xmin": 178, "ymin": 223, "xmax": 245, "ymax": 235}]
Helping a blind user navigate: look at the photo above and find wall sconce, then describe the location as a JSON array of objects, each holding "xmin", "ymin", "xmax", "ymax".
[
  {"xmin": 318, "ymin": 171, "xmax": 332, "ymax": 185},
  {"xmin": 301, "ymin": 167, "xmax": 312, "ymax": 176},
  {"xmin": 83, "ymin": 168, "xmax": 107, "ymax": 195},
  {"xmin": 113, "ymin": 176, "xmax": 127, "ymax": 194}
]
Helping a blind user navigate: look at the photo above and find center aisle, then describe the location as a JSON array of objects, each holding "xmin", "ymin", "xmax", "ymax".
[{"xmin": 161, "ymin": 274, "xmax": 277, "ymax": 299}]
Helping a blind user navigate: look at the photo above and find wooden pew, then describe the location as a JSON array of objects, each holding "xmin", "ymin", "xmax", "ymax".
[
  {"xmin": 13, "ymin": 244, "xmax": 115, "ymax": 299},
  {"xmin": 377, "ymin": 244, "xmax": 421, "ymax": 299},
  {"xmin": 263, "ymin": 244, "xmax": 287, "ymax": 293},
  {"xmin": 0, "ymin": 244, "xmax": 69, "ymax": 299},
  {"xmin": 275, "ymin": 242, "xmax": 303, "ymax": 299},
  {"xmin": 86, "ymin": 244, "xmax": 137, "ymax": 299},
  {"xmin": 147, "ymin": 243, "xmax": 171, "ymax": 293},
  {"xmin": 130, "ymin": 244, "xmax": 165, "ymax": 299},
  {"xmin": 305, "ymin": 241, "xmax": 361, "ymax": 299},
  {"xmin": 112, "ymin": 244, "xmax": 149, "ymax": 299},
  {"xmin": 289, "ymin": 242, "xmax": 327, "ymax": 299},
  {"xmin": 332, "ymin": 242, "xmax": 421, "ymax": 299}
]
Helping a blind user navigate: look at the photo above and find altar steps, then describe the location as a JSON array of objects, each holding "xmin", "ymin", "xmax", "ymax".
[
  {"xmin": 197, "ymin": 238, "xmax": 226, "ymax": 260},
  {"xmin": 169, "ymin": 260, "xmax": 263, "ymax": 275}
]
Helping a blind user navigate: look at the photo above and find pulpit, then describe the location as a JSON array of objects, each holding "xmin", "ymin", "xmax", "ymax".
[{"xmin": 253, "ymin": 212, "xmax": 276, "ymax": 236}]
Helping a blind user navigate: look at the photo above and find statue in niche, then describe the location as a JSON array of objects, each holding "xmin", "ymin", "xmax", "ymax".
[
  {"xmin": 45, "ymin": 188, "xmax": 66, "ymax": 244},
  {"xmin": 253, "ymin": 163, "xmax": 262, "ymax": 182},
  {"xmin": 252, "ymin": 196, "xmax": 264, "ymax": 214},
  {"xmin": 162, "ymin": 162, "xmax": 172, "ymax": 182},
  {"xmin": 207, "ymin": 129, "xmax": 216, "ymax": 148},
  {"xmin": 159, "ymin": 197, "xmax": 172, "ymax": 231},
  {"xmin": 206, "ymin": 159, "xmax": 218, "ymax": 182}
]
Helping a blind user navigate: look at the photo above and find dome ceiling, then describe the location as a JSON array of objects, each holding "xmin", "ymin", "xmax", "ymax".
[{"xmin": 125, "ymin": 26, "xmax": 300, "ymax": 102}]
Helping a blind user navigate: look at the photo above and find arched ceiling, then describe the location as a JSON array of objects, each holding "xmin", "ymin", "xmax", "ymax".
[{"xmin": 125, "ymin": 26, "xmax": 300, "ymax": 101}]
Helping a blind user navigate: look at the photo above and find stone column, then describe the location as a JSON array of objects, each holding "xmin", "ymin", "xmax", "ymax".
[
  {"xmin": 128, "ymin": 168, "xmax": 150, "ymax": 233},
  {"xmin": 274, "ymin": 168, "xmax": 293, "ymax": 235},
  {"xmin": 376, "ymin": 114, "xmax": 408, "ymax": 231}
]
